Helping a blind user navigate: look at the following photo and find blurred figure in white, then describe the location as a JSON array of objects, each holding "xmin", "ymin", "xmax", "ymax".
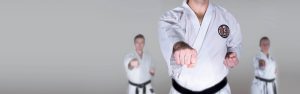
[
  {"xmin": 251, "ymin": 36, "xmax": 278, "ymax": 94},
  {"xmin": 124, "ymin": 34, "xmax": 155, "ymax": 94}
]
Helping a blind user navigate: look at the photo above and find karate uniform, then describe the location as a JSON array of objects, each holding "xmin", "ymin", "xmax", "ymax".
[
  {"xmin": 251, "ymin": 52, "xmax": 277, "ymax": 94},
  {"xmin": 124, "ymin": 51, "xmax": 155, "ymax": 94},
  {"xmin": 158, "ymin": 0, "xmax": 242, "ymax": 94}
]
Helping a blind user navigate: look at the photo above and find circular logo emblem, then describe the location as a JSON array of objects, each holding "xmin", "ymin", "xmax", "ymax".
[{"xmin": 218, "ymin": 24, "xmax": 230, "ymax": 38}]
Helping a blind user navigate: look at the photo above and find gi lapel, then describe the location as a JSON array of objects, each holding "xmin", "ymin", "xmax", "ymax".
[{"xmin": 192, "ymin": 3, "xmax": 214, "ymax": 52}]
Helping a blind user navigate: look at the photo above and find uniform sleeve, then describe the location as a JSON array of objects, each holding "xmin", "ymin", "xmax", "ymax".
[
  {"xmin": 272, "ymin": 57, "xmax": 279, "ymax": 89},
  {"xmin": 253, "ymin": 55, "xmax": 264, "ymax": 77},
  {"xmin": 226, "ymin": 17, "xmax": 242, "ymax": 58},
  {"xmin": 158, "ymin": 10, "xmax": 185, "ymax": 76},
  {"xmin": 149, "ymin": 55, "xmax": 155, "ymax": 71},
  {"xmin": 253, "ymin": 56, "xmax": 260, "ymax": 71},
  {"xmin": 272, "ymin": 57, "xmax": 278, "ymax": 76},
  {"xmin": 275, "ymin": 60, "xmax": 279, "ymax": 90},
  {"xmin": 124, "ymin": 53, "xmax": 134, "ymax": 72}
]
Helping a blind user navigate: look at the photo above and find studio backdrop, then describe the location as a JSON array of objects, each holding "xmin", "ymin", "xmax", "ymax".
[{"xmin": 0, "ymin": 0, "xmax": 299, "ymax": 94}]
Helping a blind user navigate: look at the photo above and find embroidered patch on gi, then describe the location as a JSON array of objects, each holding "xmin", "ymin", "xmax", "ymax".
[{"xmin": 218, "ymin": 24, "xmax": 230, "ymax": 38}]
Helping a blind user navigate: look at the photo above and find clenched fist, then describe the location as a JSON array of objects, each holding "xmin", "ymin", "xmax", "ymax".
[
  {"xmin": 173, "ymin": 41, "xmax": 197, "ymax": 68},
  {"xmin": 224, "ymin": 52, "xmax": 239, "ymax": 68},
  {"xmin": 149, "ymin": 68, "xmax": 155, "ymax": 76},
  {"xmin": 129, "ymin": 58, "xmax": 139, "ymax": 70}
]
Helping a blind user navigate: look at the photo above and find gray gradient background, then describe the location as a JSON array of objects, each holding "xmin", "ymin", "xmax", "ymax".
[{"xmin": 0, "ymin": 0, "xmax": 299, "ymax": 94}]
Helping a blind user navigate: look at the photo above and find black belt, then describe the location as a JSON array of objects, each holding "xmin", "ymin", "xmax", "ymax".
[
  {"xmin": 255, "ymin": 76, "xmax": 277, "ymax": 94},
  {"xmin": 172, "ymin": 77, "xmax": 227, "ymax": 94},
  {"xmin": 129, "ymin": 80, "xmax": 151, "ymax": 94}
]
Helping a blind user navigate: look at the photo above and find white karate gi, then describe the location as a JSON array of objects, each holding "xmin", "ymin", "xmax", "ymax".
[
  {"xmin": 158, "ymin": 0, "xmax": 242, "ymax": 94},
  {"xmin": 251, "ymin": 52, "xmax": 277, "ymax": 94},
  {"xmin": 124, "ymin": 51, "xmax": 155, "ymax": 94}
]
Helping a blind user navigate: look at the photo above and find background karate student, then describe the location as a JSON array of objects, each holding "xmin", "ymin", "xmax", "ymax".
[
  {"xmin": 124, "ymin": 34, "xmax": 156, "ymax": 94},
  {"xmin": 251, "ymin": 36, "xmax": 278, "ymax": 94}
]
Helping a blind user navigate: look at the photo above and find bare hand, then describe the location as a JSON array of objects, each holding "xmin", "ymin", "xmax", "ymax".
[
  {"xmin": 149, "ymin": 69, "xmax": 155, "ymax": 76},
  {"xmin": 173, "ymin": 41, "xmax": 197, "ymax": 68},
  {"xmin": 129, "ymin": 58, "xmax": 139, "ymax": 70},
  {"xmin": 224, "ymin": 52, "xmax": 239, "ymax": 68}
]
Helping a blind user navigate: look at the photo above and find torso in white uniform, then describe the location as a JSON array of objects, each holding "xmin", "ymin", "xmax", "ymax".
[
  {"xmin": 251, "ymin": 52, "xmax": 277, "ymax": 94},
  {"xmin": 159, "ymin": 0, "xmax": 242, "ymax": 91},
  {"xmin": 253, "ymin": 52, "xmax": 277, "ymax": 79},
  {"xmin": 124, "ymin": 51, "xmax": 153, "ymax": 83}
]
